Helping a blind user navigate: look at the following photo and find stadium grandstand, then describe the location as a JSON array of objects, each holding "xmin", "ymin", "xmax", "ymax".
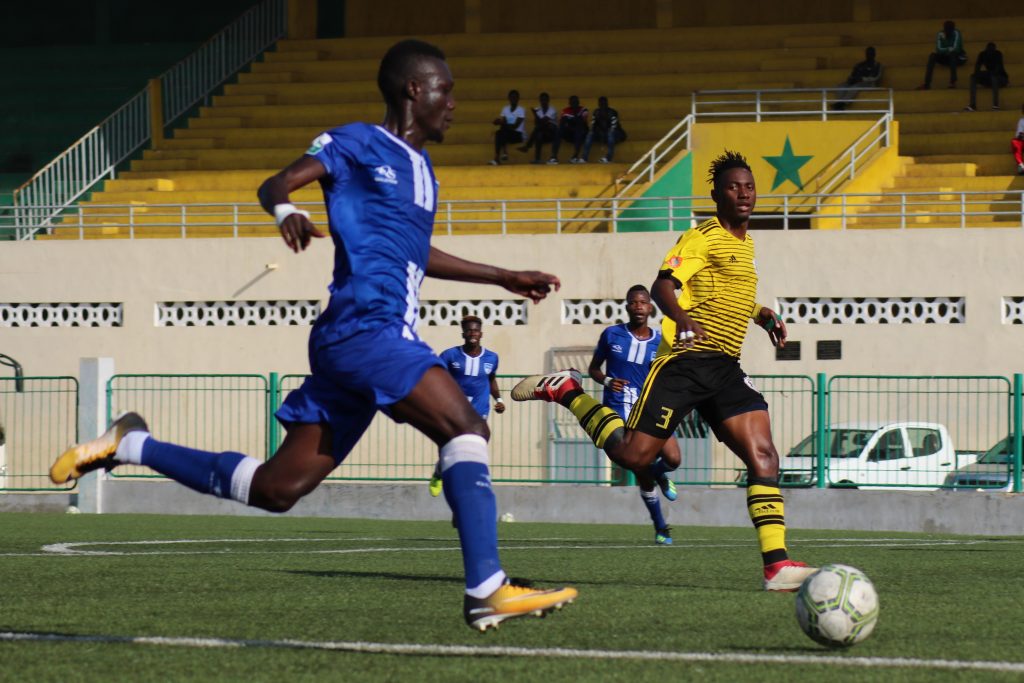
[{"xmin": 4, "ymin": 0, "xmax": 1024, "ymax": 239}]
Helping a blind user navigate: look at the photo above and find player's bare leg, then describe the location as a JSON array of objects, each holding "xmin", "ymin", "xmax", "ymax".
[
  {"xmin": 393, "ymin": 367, "xmax": 577, "ymax": 631},
  {"xmin": 716, "ymin": 410, "xmax": 817, "ymax": 591}
]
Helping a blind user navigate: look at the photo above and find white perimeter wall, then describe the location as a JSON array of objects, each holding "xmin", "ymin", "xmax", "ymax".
[{"xmin": 2, "ymin": 229, "xmax": 1023, "ymax": 378}]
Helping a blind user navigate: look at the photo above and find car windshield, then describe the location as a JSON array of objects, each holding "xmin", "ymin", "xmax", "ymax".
[
  {"xmin": 978, "ymin": 437, "xmax": 1014, "ymax": 465},
  {"xmin": 786, "ymin": 429, "xmax": 876, "ymax": 458}
]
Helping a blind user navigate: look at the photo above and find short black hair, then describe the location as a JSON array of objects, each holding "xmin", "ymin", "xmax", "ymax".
[
  {"xmin": 708, "ymin": 150, "xmax": 752, "ymax": 187},
  {"xmin": 460, "ymin": 315, "xmax": 482, "ymax": 329},
  {"xmin": 508, "ymin": 89, "xmax": 519, "ymax": 98},
  {"xmin": 626, "ymin": 284, "xmax": 649, "ymax": 298},
  {"xmin": 377, "ymin": 39, "xmax": 446, "ymax": 108}
]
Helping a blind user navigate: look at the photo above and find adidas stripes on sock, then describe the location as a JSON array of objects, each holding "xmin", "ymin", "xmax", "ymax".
[
  {"xmin": 567, "ymin": 393, "xmax": 624, "ymax": 449},
  {"xmin": 746, "ymin": 478, "xmax": 788, "ymax": 565}
]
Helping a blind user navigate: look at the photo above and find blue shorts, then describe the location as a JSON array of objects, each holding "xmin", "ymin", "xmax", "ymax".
[{"xmin": 275, "ymin": 324, "xmax": 444, "ymax": 463}]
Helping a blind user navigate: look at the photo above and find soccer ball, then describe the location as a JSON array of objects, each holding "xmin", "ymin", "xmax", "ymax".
[{"xmin": 795, "ymin": 564, "xmax": 879, "ymax": 647}]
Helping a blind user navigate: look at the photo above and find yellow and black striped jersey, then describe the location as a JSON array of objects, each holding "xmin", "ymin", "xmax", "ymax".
[{"xmin": 657, "ymin": 217, "xmax": 763, "ymax": 359}]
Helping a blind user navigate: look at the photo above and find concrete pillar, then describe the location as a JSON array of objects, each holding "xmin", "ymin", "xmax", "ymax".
[
  {"xmin": 655, "ymin": 0, "xmax": 674, "ymax": 29},
  {"xmin": 148, "ymin": 79, "xmax": 163, "ymax": 149},
  {"xmin": 288, "ymin": 0, "xmax": 319, "ymax": 39},
  {"xmin": 852, "ymin": 0, "xmax": 872, "ymax": 22},
  {"xmin": 77, "ymin": 357, "xmax": 115, "ymax": 514},
  {"xmin": 465, "ymin": 0, "xmax": 481, "ymax": 34}
]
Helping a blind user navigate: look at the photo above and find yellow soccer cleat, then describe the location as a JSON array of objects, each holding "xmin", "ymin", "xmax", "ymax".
[
  {"xmin": 49, "ymin": 412, "xmax": 148, "ymax": 484},
  {"xmin": 464, "ymin": 581, "xmax": 578, "ymax": 632}
]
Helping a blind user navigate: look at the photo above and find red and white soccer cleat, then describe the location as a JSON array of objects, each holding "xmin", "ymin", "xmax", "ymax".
[{"xmin": 510, "ymin": 369, "xmax": 583, "ymax": 404}]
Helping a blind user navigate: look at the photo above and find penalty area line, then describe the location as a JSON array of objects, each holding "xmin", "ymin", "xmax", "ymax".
[{"xmin": 1, "ymin": 631, "xmax": 1023, "ymax": 673}]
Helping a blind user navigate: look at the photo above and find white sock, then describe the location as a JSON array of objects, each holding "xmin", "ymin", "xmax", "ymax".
[
  {"xmin": 229, "ymin": 456, "xmax": 261, "ymax": 504},
  {"xmin": 466, "ymin": 570, "xmax": 507, "ymax": 599},
  {"xmin": 115, "ymin": 431, "xmax": 150, "ymax": 464}
]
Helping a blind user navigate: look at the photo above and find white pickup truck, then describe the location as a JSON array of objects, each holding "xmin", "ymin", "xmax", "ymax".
[{"xmin": 778, "ymin": 421, "xmax": 979, "ymax": 490}]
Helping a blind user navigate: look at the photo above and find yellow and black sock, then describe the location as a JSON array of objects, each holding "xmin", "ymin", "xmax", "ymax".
[
  {"xmin": 566, "ymin": 392, "xmax": 624, "ymax": 449},
  {"xmin": 746, "ymin": 477, "xmax": 788, "ymax": 565}
]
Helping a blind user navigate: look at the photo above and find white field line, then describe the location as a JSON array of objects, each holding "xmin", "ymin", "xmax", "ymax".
[
  {"xmin": 0, "ymin": 536, "xmax": 1010, "ymax": 558},
  {"xmin": 0, "ymin": 631, "xmax": 1022, "ymax": 673}
]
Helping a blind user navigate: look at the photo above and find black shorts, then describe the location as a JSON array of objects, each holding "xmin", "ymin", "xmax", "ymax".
[{"xmin": 626, "ymin": 352, "xmax": 768, "ymax": 440}]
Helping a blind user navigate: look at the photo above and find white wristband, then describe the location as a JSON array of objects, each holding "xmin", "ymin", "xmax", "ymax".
[
  {"xmin": 273, "ymin": 203, "xmax": 311, "ymax": 227},
  {"xmin": 603, "ymin": 376, "xmax": 614, "ymax": 387},
  {"xmin": 494, "ymin": 397, "xmax": 504, "ymax": 405}
]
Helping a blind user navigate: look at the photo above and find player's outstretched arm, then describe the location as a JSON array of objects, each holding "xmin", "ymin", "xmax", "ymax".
[
  {"xmin": 426, "ymin": 247, "xmax": 560, "ymax": 303},
  {"xmin": 257, "ymin": 156, "xmax": 328, "ymax": 253}
]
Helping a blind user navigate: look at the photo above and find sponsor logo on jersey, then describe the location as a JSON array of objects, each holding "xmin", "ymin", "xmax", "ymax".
[
  {"xmin": 306, "ymin": 132, "xmax": 332, "ymax": 155},
  {"xmin": 374, "ymin": 165, "xmax": 398, "ymax": 185},
  {"xmin": 450, "ymin": 361, "xmax": 462, "ymax": 370},
  {"xmin": 611, "ymin": 343, "xmax": 623, "ymax": 354}
]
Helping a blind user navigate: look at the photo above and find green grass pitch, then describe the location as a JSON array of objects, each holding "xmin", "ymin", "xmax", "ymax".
[{"xmin": 1, "ymin": 512, "xmax": 1022, "ymax": 682}]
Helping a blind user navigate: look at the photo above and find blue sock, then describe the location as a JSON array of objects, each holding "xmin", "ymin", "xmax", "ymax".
[
  {"xmin": 641, "ymin": 489, "xmax": 667, "ymax": 529},
  {"xmin": 648, "ymin": 456, "xmax": 677, "ymax": 481},
  {"xmin": 440, "ymin": 436, "xmax": 502, "ymax": 592},
  {"xmin": 141, "ymin": 438, "xmax": 256, "ymax": 502}
]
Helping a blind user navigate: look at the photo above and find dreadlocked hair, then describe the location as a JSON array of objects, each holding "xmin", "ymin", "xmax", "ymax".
[{"xmin": 708, "ymin": 150, "xmax": 752, "ymax": 187}]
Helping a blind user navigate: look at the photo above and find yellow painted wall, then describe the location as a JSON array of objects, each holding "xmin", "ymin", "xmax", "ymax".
[{"xmin": 691, "ymin": 121, "xmax": 875, "ymax": 196}]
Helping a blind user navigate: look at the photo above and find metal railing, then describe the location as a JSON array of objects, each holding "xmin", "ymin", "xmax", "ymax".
[
  {"xmin": 18, "ymin": 189, "xmax": 1024, "ymax": 238},
  {"xmin": 11, "ymin": 0, "xmax": 286, "ymax": 240},
  {"xmin": 7, "ymin": 372, "xmax": 1022, "ymax": 492},
  {"xmin": 691, "ymin": 88, "xmax": 894, "ymax": 121},
  {"xmin": 0, "ymin": 376, "xmax": 78, "ymax": 492},
  {"xmin": 619, "ymin": 114, "xmax": 693, "ymax": 197}
]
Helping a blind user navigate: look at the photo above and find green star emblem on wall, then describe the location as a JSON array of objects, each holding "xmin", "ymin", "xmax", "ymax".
[{"xmin": 762, "ymin": 136, "xmax": 813, "ymax": 191}]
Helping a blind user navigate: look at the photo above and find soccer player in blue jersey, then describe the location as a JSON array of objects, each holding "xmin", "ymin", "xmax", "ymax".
[
  {"xmin": 588, "ymin": 285, "xmax": 681, "ymax": 545},
  {"xmin": 429, "ymin": 315, "xmax": 503, "ymax": 496},
  {"xmin": 49, "ymin": 39, "xmax": 576, "ymax": 631}
]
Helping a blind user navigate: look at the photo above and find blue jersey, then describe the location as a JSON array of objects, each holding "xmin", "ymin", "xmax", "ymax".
[
  {"xmin": 593, "ymin": 324, "xmax": 661, "ymax": 419},
  {"xmin": 439, "ymin": 346, "xmax": 499, "ymax": 418},
  {"xmin": 304, "ymin": 122, "xmax": 439, "ymax": 346}
]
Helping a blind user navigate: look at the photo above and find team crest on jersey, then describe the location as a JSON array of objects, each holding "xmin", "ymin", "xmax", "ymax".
[
  {"xmin": 484, "ymin": 363, "xmax": 494, "ymax": 374},
  {"xmin": 306, "ymin": 132, "xmax": 332, "ymax": 155},
  {"xmin": 666, "ymin": 256, "xmax": 682, "ymax": 268},
  {"xmin": 374, "ymin": 165, "xmax": 398, "ymax": 184}
]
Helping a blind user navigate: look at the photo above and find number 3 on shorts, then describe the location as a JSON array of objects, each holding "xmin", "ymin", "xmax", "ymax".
[{"xmin": 656, "ymin": 406, "xmax": 674, "ymax": 430}]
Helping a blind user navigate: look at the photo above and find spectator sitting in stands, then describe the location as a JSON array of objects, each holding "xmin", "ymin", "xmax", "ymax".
[
  {"xmin": 965, "ymin": 42, "xmax": 1009, "ymax": 112},
  {"xmin": 1012, "ymin": 104, "xmax": 1024, "ymax": 175},
  {"xmin": 548, "ymin": 95, "xmax": 589, "ymax": 165},
  {"xmin": 917, "ymin": 20, "xmax": 966, "ymax": 90},
  {"xmin": 518, "ymin": 92, "xmax": 558, "ymax": 164},
  {"xmin": 490, "ymin": 89, "xmax": 525, "ymax": 165},
  {"xmin": 832, "ymin": 47, "xmax": 883, "ymax": 111},
  {"xmin": 581, "ymin": 96, "xmax": 626, "ymax": 163}
]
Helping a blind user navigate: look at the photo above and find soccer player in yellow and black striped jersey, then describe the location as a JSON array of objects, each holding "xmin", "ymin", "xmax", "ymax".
[{"xmin": 513, "ymin": 150, "xmax": 817, "ymax": 591}]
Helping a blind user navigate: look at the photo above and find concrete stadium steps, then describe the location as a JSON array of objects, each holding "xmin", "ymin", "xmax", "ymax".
[
  {"xmin": 916, "ymin": 154, "xmax": 1022, "ymax": 177},
  {"xmin": 166, "ymin": 119, "xmax": 679, "ymax": 150},
  {"xmin": 110, "ymin": 165, "xmax": 625, "ymax": 191},
  {"xmin": 79, "ymin": 183, "xmax": 615, "ymax": 207},
  {"xmin": 901, "ymin": 131, "xmax": 1024, "ymax": 157},
  {"xmin": 897, "ymin": 111, "xmax": 1024, "ymax": 136},
  {"xmin": 132, "ymin": 144, "xmax": 649, "ymax": 171},
  {"xmin": 893, "ymin": 87, "xmax": 1024, "ymax": 114},
  {"xmin": 192, "ymin": 97, "xmax": 690, "ymax": 127}
]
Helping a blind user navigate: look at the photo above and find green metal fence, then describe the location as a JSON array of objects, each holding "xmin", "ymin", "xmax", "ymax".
[
  {"xmin": 107, "ymin": 374, "xmax": 269, "ymax": 478},
  {"xmin": 8, "ymin": 371, "xmax": 1020, "ymax": 492},
  {"xmin": 0, "ymin": 376, "xmax": 77, "ymax": 491}
]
